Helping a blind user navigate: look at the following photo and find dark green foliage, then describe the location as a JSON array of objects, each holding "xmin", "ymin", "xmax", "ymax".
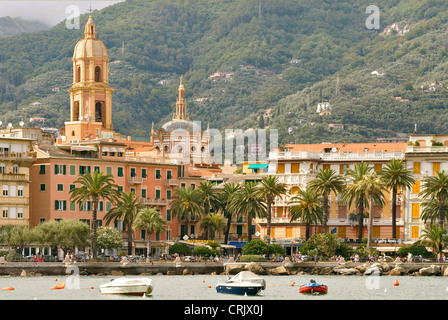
[
  {"xmin": 168, "ymin": 242, "xmax": 191, "ymax": 255},
  {"xmin": 1, "ymin": 1, "xmax": 448, "ymax": 143},
  {"xmin": 396, "ymin": 243, "xmax": 430, "ymax": 257}
]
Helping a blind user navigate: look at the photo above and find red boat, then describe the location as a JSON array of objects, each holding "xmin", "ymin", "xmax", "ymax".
[{"xmin": 299, "ymin": 280, "xmax": 328, "ymax": 294}]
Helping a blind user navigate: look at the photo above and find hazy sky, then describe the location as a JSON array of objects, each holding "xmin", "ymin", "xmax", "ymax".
[{"xmin": 0, "ymin": 1, "xmax": 125, "ymax": 26}]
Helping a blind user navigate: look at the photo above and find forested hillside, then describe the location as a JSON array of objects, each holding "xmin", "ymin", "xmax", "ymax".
[{"xmin": 0, "ymin": 0, "xmax": 448, "ymax": 144}]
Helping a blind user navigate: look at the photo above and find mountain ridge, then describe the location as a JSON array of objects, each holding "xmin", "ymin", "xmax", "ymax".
[{"xmin": 0, "ymin": 1, "xmax": 447, "ymax": 145}]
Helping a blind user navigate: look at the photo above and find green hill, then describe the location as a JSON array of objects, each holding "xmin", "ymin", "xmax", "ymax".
[{"xmin": 1, "ymin": 0, "xmax": 448, "ymax": 145}]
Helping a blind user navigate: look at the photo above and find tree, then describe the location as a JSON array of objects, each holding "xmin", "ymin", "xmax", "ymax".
[
  {"xmin": 133, "ymin": 207, "xmax": 167, "ymax": 261},
  {"xmin": 33, "ymin": 220, "xmax": 90, "ymax": 257},
  {"xmin": 104, "ymin": 191, "xmax": 144, "ymax": 256},
  {"xmin": 170, "ymin": 186, "xmax": 202, "ymax": 239},
  {"xmin": 200, "ymin": 213, "xmax": 226, "ymax": 240},
  {"xmin": 219, "ymin": 183, "xmax": 241, "ymax": 244},
  {"xmin": 228, "ymin": 182, "xmax": 266, "ymax": 242},
  {"xmin": 307, "ymin": 168, "xmax": 345, "ymax": 233},
  {"xmin": 169, "ymin": 242, "xmax": 191, "ymax": 256},
  {"xmin": 356, "ymin": 173, "xmax": 386, "ymax": 250},
  {"xmin": 340, "ymin": 162, "xmax": 372, "ymax": 242},
  {"xmin": 255, "ymin": 175, "xmax": 286, "ymax": 244},
  {"xmin": 197, "ymin": 181, "xmax": 221, "ymax": 217},
  {"xmin": 289, "ymin": 189, "xmax": 323, "ymax": 240},
  {"xmin": 379, "ymin": 158, "xmax": 414, "ymax": 239},
  {"xmin": 0, "ymin": 225, "xmax": 33, "ymax": 254},
  {"xmin": 96, "ymin": 226, "xmax": 124, "ymax": 255},
  {"xmin": 69, "ymin": 170, "xmax": 118, "ymax": 260},
  {"xmin": 417, "ymin": 225, "xmax": 448, "ymax": 256},
  {"xmin": 419, "ymin": 170, "xmax": 448, "ymax": 229}
]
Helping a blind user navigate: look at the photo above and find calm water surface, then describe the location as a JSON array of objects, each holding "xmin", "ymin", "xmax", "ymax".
[{"xmin": 1, "ymin": 274, "xmax": 447, "ymax": 300}]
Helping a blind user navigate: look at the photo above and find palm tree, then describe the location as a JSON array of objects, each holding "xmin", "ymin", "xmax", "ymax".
[
  {"xmin": 170, "ymin": 186, "xmax": 202, "ymax": 239},
  {"xmin": 340, "ymin": 162, "xmax": 372, "ymax": 242},
  {"xmin": 307, "ymin": 168, "xmax": 345, "ymax": 233},
  {"xmin": 133, "ymin": 207, "xmax": 167, "ymax": 261},
  {"xmin": 69, "ymin": 170, "xmax": 118, "ymax": 260},
  {"xmin": 219, "ymin": 183, "xmax": 241, "ymax": 244},
  {"xmin": 379, "ymin": 158, "xmax": 414, "ymax": 239},
  {"xmin": 421, "ymin": 198, "xmax": 448, "ymax": 225},
  {"xmin": 197, "ymin": 181, "xmax": 221, "ymax": 217},
  {"xmin": 288, "ymin": 189, "xmax": 323, "ymax": 240},
  {"xmin": 200, "ymin": 213, "xmax": 226, "ymax": 240},
  {"xmin": 419, "ymin": 170, "xmax": 448, "ymax": 229},
  {"xmin": 355, "ymin": 173, "xmax": 386, "ymax": 250},
  {"xmin": 228, "ymin": 182, "xmax": 266, "ymax": 242},
  {"xmin": 254, "ymin": 175, "xmax": 286, "ymax": 244},
  {"xmin": 417, "ymin": 225, "xmax": 448, "ymax": 256},
  {"xmin": 104, "ymin": 191, "xmax": 144, "ymax": 255}
]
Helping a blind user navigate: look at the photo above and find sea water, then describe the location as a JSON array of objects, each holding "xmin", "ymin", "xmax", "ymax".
[{"xmin": 0, "ymin": 274, "xmax": 447, "ymax": 300}]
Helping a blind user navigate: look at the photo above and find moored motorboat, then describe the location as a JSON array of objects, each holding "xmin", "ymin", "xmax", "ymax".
[
  {"xmin": 216, "ymin": 271, "xmax": 266, "ymax": 296},
  {"xmin": 299, "ymin": 280, "xmax": 328, "ymax": 294},
  {"xmin": 100, "ymin": 277, "xmax": 153, "ymax": 296}
]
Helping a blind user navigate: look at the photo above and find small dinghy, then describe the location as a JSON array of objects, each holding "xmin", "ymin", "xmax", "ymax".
[
  {"xmin": 100, "ymin": 277, "xmax": 153, "ymax": 296},
  {"xmin": 299, "ymin": 280, "xmax": 328, "ymax": 295},
  {"xmin": 216, "ymin": 271, "xmax": 266, "ymax": 296}
]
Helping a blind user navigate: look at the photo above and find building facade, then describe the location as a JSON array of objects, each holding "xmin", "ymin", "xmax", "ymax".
[{"xmin": 261, "ymin": 142, "xmax": 408, "ymax": 246}]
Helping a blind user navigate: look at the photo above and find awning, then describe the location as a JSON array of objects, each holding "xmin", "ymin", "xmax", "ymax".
[
  {"xmin": 248, "ymin": 164, "xmax": 268, "ymax": 169},
  {"xmin": 228, "ymin": 241, "xmax": 247, "ymax": 248},
  {"xmin": 109, "ymin": 147, "xmax": 117, "ymax": 153},
  {"xmin": 117, "ymin": 148, "xmax": 125, "ymax": 153},
  {"xmin": 101, "ymin": 147, "xmax": 109, "ymax": 152},
  {"xmin": 71, "ymin": 146, "xmax": 97, "ymax": 151}
]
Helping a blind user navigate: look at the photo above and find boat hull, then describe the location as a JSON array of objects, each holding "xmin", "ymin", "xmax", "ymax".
[
  {"xmin": 216, "ymin": 284, "xmax": 263, "ymax": 296},
  {"xmin": 299, "ymin": 284, "xmax": 328, "ymax": 295},
  {"xmin": 100, "ymin": 278, "xmax": 153, "ymax": 296}
]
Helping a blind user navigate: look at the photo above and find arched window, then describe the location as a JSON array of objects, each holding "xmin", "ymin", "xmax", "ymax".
[
  {"xmin": 95, "ymin": 66, "xmax": 101, "ymax": 82},
  {"xmin": 76, "ymin": 66, "xmax": 81, "ymax": 82},
  {"xmin": 73, "ymin": 101, "xmax": 80, "ymax": 121},
  {"xmin": 95, "ymin": 102, "xmax": 103, "ymax": 123}
]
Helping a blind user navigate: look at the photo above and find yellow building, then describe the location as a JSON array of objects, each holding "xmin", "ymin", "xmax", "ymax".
[
  {"xmin": 404, "ymin": 134, "xmax": 448, "ymax": 241},
  {"xmin": 0, "ymin": 137, "xmax": 35, "ymax": 227},
  {"xmin": 262, "ymin": 142, "xmax": 408, "ymax": 245}
]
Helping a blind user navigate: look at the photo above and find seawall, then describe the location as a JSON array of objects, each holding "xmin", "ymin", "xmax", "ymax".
[{"xmin": 0, "ymin": 261, "xmax": 447, "ymax": 277}]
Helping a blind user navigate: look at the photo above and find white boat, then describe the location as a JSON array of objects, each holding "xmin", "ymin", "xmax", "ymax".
[
  {"xmin": 216, "ymin": 271, "xmax": 266, "ymax": 296},
  {"xmin": 100, "ymin": 277, "xmax": 153, "ymax": 296}
]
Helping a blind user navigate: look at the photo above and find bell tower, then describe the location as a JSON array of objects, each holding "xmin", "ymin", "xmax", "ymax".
[{"xmin": 65, "ymin": 16, "xmax": 115, "ymax": 141}]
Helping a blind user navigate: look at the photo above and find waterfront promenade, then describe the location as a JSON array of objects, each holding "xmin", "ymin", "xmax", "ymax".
[{"xmin": 1, "ymin": 261, "xmax": 447, "ymax": 277}]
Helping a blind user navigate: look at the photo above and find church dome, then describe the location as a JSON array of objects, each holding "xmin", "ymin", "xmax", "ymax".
[
  {"xmin": 161, "ymin": 119, "xmax": 201, "ymax": 133},
  {"xmin": 73, "ymin": 16, "xmax": 108, "ymax": 60}
]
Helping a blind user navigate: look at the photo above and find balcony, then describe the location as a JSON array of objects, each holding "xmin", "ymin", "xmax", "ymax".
[
  {"xmin": 321, "ymin": 151, "xmax": 405, "ymax": 161},
  {"xmin": 406, "ymin": 146, "xmax": 448, "ymax": 153},
  {"xmin": 276, "ymin": 173, "xmax": 316, "ymax": 186},
  {"xmin": 0, "ymin": 173, "xmax": 28, "ymax": 182},
  {"xmin": 128, "ymin": 177, "xmax": 143, "ymax": 184},
  {"xmin": 141, "ymin": 198, "xmax": 167, "ymax": 206},
  {"xmin": 164, "ymin": 179, "xmax": 180, "ymax": 187},
  {"xmin": 0, "ymin": 151, "xmax": 35, "ymax": 161}
]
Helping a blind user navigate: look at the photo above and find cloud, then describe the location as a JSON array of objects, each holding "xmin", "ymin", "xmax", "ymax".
[{"xmin": 0, "ymin": 1, "xmax": 124, "ymax": 26}]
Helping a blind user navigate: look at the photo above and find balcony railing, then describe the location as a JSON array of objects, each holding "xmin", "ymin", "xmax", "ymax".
[
  {"xmin": 0, "ymin": 173, "xmax": 28, "ymax": 181},
  {"xmin": 128, "ymin": 177, "xmax": 143, "ymax": 184},
  {"xmin": 270, "ymin": 151, "xmax": 405, "ymax": 161},
  {"xmin": 0, "ymin": 152, "xmax": 35, "ymax": 160},
  {"xmin": 406, "ymin": 146, "xmax": 448, "ymax": 153},
  {"xmin": 164, "ymin": 179, "xmax": 179, "ymax": 187},
  {"xmin": 141, "ymin": 198, "xmax": 167, "ymax": 206}
]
